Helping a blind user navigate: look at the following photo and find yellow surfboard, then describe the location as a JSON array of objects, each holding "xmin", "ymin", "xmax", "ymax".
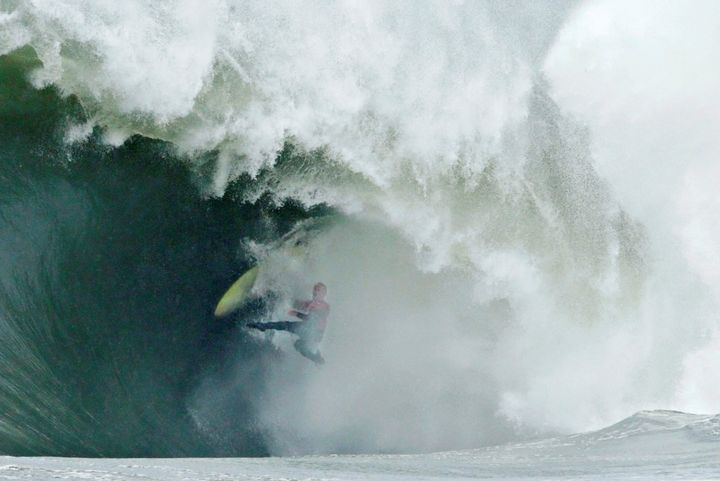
[
  {"xmin": 214, "ymin": 216, "xmax": 334, "ymax": 318},
  {"xmin": 214, "ymin": 266, "xmax": 260, "ymax": 317}
]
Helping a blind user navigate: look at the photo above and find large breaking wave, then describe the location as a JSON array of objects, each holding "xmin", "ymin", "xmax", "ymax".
[{"xmin": 0, "ymin": 0, "xmax": 718, "ymax": 457}]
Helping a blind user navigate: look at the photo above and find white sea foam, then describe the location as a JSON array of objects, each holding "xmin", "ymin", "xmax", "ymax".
[
  {"xmin": 0, "ymin": 410, "xmax": 717, "ymax": 480},
  {"xmin": 544, "ymin": 0, "xmax": 720, "ymax": 419}
]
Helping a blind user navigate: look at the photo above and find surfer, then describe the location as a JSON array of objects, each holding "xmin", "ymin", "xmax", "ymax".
[{"xmin": 247, "ymin": 282, "xmax": 330, "ymax": 365}]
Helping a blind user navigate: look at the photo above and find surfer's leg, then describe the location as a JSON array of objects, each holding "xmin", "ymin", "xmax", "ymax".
[
  {"xmin": 293, "ymin": 339, "xmax": 325, "ymax": 365},
  {"xmin": 247, "ymin": 321, "xmax": 299, "ymax": 333}
]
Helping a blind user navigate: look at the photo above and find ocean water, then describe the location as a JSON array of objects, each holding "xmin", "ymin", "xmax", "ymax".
[
  {"xmin": 0, "ymin": 0, "xmax": 718, "ymax": 477},
  {"xmin": 0, "ymin": 410, "xmax": 718, "ymax": 479}
]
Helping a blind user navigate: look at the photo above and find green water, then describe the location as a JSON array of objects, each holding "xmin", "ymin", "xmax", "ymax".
[{"xmin": 0, "ymin": 48, "xmax": 329, "ymax": 457}]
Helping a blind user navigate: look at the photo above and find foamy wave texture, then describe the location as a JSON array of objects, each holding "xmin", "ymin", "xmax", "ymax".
[{"xmin": 1, "ymin": 1, "xmax": 575, "ymax": 185}]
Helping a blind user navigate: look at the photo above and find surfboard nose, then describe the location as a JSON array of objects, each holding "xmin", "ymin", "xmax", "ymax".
[{"xmin": 214, "ymin": 265, "xmax": 260, "ymax": 317}]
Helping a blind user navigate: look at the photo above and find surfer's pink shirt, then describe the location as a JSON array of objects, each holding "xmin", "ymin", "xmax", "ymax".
[{"xmin": 296, "ymin": 299, "xmax": 330, "ymax": 331}]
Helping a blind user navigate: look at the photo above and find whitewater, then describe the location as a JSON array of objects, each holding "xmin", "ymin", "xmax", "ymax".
[{"xmin": 0, "ymin": 0, "xmax": 719, "ymax": 479}]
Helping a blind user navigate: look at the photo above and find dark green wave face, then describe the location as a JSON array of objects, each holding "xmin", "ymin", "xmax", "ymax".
[{"xmin": 0, "ymin": 48, "xmax": 330, "ymax": 457}]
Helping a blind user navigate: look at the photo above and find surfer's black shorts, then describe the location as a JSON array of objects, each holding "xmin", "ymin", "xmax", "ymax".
[
  {"xmin": 255, "ymin": 320, "xmax": 301, "ymax": 333},
  {"xmin": 250, "ymin": 320, "xmax": 322, "ymax": 344},
  {"xmin": 248, "ymin": 320, "xmax": 325, "ymax": 364}
]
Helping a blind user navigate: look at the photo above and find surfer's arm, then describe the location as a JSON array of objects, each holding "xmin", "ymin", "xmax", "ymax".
[
  {"xmin": 288, "ymin": 300, "xmax": 312, "ymax": 318},
  {"xmin": 292, "ymin": 300, "xmax": 311, "ymax": 310},
  {"xmin": 287, "ymin": 309, "xmax": 309, "ymax": 320}
]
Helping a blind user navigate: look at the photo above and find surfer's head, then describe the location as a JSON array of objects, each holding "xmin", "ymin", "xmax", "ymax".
[{"xmin": 313, "ymin": 282, "xmax": 327, "ymax": 300}]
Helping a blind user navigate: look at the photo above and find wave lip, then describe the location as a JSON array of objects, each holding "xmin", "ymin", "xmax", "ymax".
[
  {"xmin": 484, "ymin": 409, "xmax": 720, "ymax": 463},
  {"xmin": 575, "ymin": 410, "xmax": 720, "ymax": 444},
  {"xmin": 424, "ymin": 410, "xmax": 720, "ymax": 479}
]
